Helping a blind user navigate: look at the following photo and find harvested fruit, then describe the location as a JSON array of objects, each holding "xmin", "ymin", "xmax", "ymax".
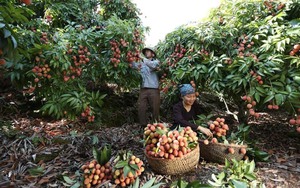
[
  {"xmin": 211, "ymin": 137, "xmax": 218, "ymax": 144},
  {"xmin": 144, "ymin": 124, "xmax": 198, "ymax": 159},
  {"xmin": 112, "ymin": 152, "xmax": 144, "ymax": 187},
  {"xmin": 240, "ymin": 148, "xmax": 247, "ymax": 155},
  {"xmin": 203, "ymin": 139, "xmax": 209, "ymax": 145},
  {"xmin": 81, "ymin": 145, "xmax": 113, "ymax": 188},
  {"xmin": 81, "ymin": 160, "xmax": 112, "ymax": 187},
  {"xmin": 209, "ymin": 117, "xmax": 229, "ymax": 137},
  {"xmin": 228, "ymin": 147, "xmax": 235, "ymax": 154}
]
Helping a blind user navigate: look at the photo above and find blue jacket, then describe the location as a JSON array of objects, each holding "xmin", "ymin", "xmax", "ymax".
[{"xmin": 133, "ymin": 58, "xmax": 160, "ymax": 89}]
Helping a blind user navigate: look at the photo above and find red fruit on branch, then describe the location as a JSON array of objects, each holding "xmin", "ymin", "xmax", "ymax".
[
  {"xmin": 293, "ymin": 44, "xmax": 300, "ymax": 50},
  {"xmin": 22, "ymin": 0, "xmax": 32, "ymax": 5},
  {"xmin": 0, "ymin": 59, "xmax": 6, "ymax": 65},
  {"xmin": 241, "ymin": 95, "xmax": 247, "ymax": 100},
  {"xmin": 247, "ymin": 104, "xmax": 253, "ymax": 109},
  {"xmin": 289, "ymin": 119, "xmax": 296, "ymax": 125},
  {"xmin": 246, "ymin": 96, "xmax": 252, "ymax": 102},
  {"xmin": 290, "ymin": 51, "xmax": 295, "ymax": 56}
]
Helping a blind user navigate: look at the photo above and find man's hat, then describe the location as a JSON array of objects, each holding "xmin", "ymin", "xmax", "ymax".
[{"xmin": 142, "ymin": 47, "xmax": 156, "ymax": 58}]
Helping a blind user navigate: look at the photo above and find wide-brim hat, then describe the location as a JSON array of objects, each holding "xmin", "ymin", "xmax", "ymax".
[{"xmin": 142, "ymin": 47, "xmax": 156, "ymax": 58}]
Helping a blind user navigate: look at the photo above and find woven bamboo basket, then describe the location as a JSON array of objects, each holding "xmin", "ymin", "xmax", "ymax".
[
  {"xmin": 145, "ymin": 144, "xmax": 200, "ymax": 175},
  {"xmin": 199, "ymin": 140, "xmax": 247, "ymax": 164}
]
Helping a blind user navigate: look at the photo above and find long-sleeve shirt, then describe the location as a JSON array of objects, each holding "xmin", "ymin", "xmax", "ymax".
[
  {"xmin": 132, "ymin": 58, "xmax": 160, "ymax": 89},
  {"xmin": 172, "ymin": 101, "xmax": 203, "ymax": 132}
]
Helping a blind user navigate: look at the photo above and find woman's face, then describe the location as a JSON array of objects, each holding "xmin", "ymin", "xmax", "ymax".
[
  {"xmin": 145, "ymin": 50, "xmax": 153, "ymax": 58},
  {"xmin": 182, "ymin": 93, "xmax": 196, "ymax": 106}
]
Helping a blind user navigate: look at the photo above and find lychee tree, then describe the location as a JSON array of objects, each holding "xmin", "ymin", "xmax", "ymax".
[
  {"xmin": 156, "ymin": 0, "xmax": 300, "ymax": 131},
  {"xmin": 0, "ymin": 0, "xmax": 146, "ymax": 121}
]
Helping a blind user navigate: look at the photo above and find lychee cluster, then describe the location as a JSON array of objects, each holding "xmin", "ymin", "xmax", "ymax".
[
  {"xmin": 250, "ymin": 70, "xmax": 263, "ymax": 85},
  {"xmin": 241, "ymin": 95, "xmax": 259, "ymax": 118},
  {"xmin": 81, "ymin": 106, "xmax": 95, "ymax": 122},
  {"xmin": 289, "ymin": 44, "xmax": 300, "ymax": 56},
  {"xmin": 81, "ymin": 160, "xmax": 112, "ymax": 188},
  {"xmin": 63, "ymin": 45, "xmax": 91, "ymax": 81},
  {"xmin": 144, "ymin": 123, "xmax": 198, "ymax": 159},
  {"xmin": 113, "ymin": 155, "xmax": 144, "ymax": 187}
]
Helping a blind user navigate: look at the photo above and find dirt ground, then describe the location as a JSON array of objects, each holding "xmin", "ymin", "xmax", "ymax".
[{"xmin": 0, "ymin": 90, "xmax": 299, "ymax": 188}]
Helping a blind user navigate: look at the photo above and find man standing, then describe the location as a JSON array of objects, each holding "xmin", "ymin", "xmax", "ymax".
[{"xmin": 131, "ymin": 47, "xmax": 160, "ymax": 126}]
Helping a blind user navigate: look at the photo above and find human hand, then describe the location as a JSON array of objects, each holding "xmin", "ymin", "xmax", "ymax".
[{"xmin": 197, "ymin": 126, "xmax": 213, "ymax": 137}]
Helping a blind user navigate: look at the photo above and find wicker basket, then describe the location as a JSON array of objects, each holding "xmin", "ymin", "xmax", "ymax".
[
  {"xmin": 145, "ymin": 144, "xmax": 200, "ymax": 175},
  {"xmin": 199, "ymin": 140, "xmax": 247, "ymax": 164}
]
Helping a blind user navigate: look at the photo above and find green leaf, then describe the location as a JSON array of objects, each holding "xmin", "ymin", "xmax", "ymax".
[
  {"xmin": 249, "ymin": 160, "xmax": 255, "ymax": 173},
  {"xmin": 285, "ymin": 85, "xmax": 292, "ymax": 93},
  {"xmin": 28, "ymin": 166, "xmax": 44, "ymax": 177},
  {"xmin": 244, "ymin": 173, "xmax": 256, "ymax": 181},
  {"xmin": 189, "ymin": 184, "xmax": 212, "ymax": 188},
  {"xmin": 92, "ymin": 147, "xmax": 100, "ymax": 163},
  {"xmin": 63, "ymin": 176, "xmax": 75, "ymax": 185},
  {"xmin": 11, "ymin": 36, "xmax": 17, "ymax": 48},
  {"xmin": 275, "ymin": 94, "xmax": 284, "ymax": 105},
  {"xmin": 217, "ymin": 172, "xmax": 225, "ymax": 181},
  {"xmin": 92, "ymin": 135, "xmax": 99, "ymax": 145},
  {"xmin": 256, "ymin": 87, "xmax": 265, "ymax": 95},
  {"xmin": 156, "ymin": 128, "xmax": 167, "ymax": 135},
  {"xmin": 263, "ymin": 95, "xmax": 274, "ymax": 103},
  {"xmin": 132, "ymin": 177, "xmax": 140, "ymax": 188},
  {"xmin": 141, "ymin": 177, "xmax": 156, "ymax": 188},
  {"xmin": 115, "ymin": 161, "xmax": 128, "ymax": 169},
  {"xmin": 129, "ymin": 164, "xmax": 139, "ymax": 171},
  {"xmin": 3, "ymin": 29, "xmax": 11, "ymax": 38},
  {"xmin": 231, "ymin": 180, "xmax": 247, "ymax": 188},
  {"xmin": 123, "ymin": 165, "xmax": 131, "ymax": 178},
  {"xmin": 70, "ymin": 182, "xmax": 81, "ymax": 188}
]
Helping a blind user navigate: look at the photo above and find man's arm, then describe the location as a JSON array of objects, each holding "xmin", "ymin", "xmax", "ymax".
[
  {"xmin": 143, "ymin": 58, "xmax": 159, "ymax": 70},
  {"xmin": 130, "ymin": 62, "xmax": 141, "ymax": 70}
]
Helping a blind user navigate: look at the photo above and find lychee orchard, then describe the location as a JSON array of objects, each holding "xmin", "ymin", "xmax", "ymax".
[{"xmin": 156, "ymin": 0, "xmax": 300, "ymax": 133}]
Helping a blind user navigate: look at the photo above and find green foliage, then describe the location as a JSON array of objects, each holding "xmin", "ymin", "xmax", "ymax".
[
  {"xmin": 156, "ymin": 0, "xmax": 300, "ymax": 125},
  {"xmin": 0, "ymin": 0, "xmax": 145, "ymax": 122},
  {"xmin": 171, "ymin": 178, "xmax": 212, "ymax": 188},
  {"xmin": 207, "ymin": 159, "xmax": 265, "ymax": 188},
  {"xmin": 0, "ymin": 0, "xmax": 34, "ymax": 56},
  {"xmin": 169, "ymin": 160, "xmax": 265, "ymax": 188},
  {"xmin": 92, "ymin": 144, "xmax": 112, "ymax": 165},
  {"xmin": 228, "ymin": 124, "xmax": 269, "ymax": 162},
  {"xmin": 194, "ymin": 114, "xmax": 214, "ymax": 128},
  {"xmin": 129, "ymin": 177, "xmax": 165, "ymax": 188},
  {"xmin": 113, "ymin": 150, "xmax": 139, "ymax": 178},
  {"xmin": 99, "ymin": 0, "xmax": 141, "ymax": 24}
]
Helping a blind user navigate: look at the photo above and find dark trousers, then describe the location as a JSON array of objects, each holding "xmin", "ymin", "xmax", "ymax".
[{"xmin": 138, "ymin": 88, "xmax": 160, "ymax": 126}]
